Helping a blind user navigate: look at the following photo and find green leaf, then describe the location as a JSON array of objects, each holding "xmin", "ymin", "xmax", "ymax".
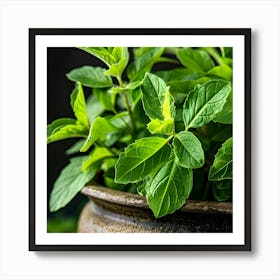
[
  {"xmin": 213, "ymin": 180, "xmax": 232, "ymax": 201},
  {"xmin": 109, "ymin": 80, "xmax": 143, "ymax": 95},
  {"xmin": 207, "ymin": 65, "xmax": 232, "ymax": 81},
  {"xmin": 141, "ymin": 73, "xmax": 176, "ymax": 121},
  {"xmin": 156, "ymin": 68, "xmax": 200, "ymax": 82},
  {"xmin": 223, "ymin": 47, "xmax": 233, "ymax": 58},
  {"xmin": 146, "ymin": 154, "xmax": 193, "ymax": 218},
  {"xmin": 82, "ymin": 147, "xmax": 114, "ymax": 172},
  {"xmin": 66, "ymin": 66, "xmax": 113, "ymax": 88},
  {"xmin": 127, "ymin": 47, "xmax": 164, "ymax": 81},
  {"xmin": 79, "ymin": 47, "xmax": 116, "ymax": 65},
  {"xmin": 109, "ymin": 112, "xmax": 130, "ymax": 129},
  {"xmin": 104, "ymin": 47, "xmax": 129, "ymax": 78},
  {"xmin": 79, "ymin": 47, "xmax": 129, "ymax": 78},
  {"xmin": 220, "ymin": 47, "xmax": 225, "ymax": 58},
  {"xmin": 47, "ymin": 118, "xmax": 75, "ymax": 138},
  {"xmin": 49, "ymin": 156, "xmax": 97, "ymax": 212},
  {"xmin": 167, "ymin": 77, "xmax": 211, "ymax": 95},
  {"xmin": 115, "ymin": 136, "xmax": 171, "ymax": 184},
  {"xmin": 164, "ymin": 47, "xmax": 180, "ymax": 55},
  {"xmin": 80, "ymin": 116, "xmax": 118, "ymax": 152},
  {"xmin": 47, "ymin": 118, "xmax": 88, "ymax": 144},
  {"xmin": 156, "ymin": 57, "xmax": 179, "ymax": 64},
  {"xmin": 183, "ymin": 80, "xmax": 231, "ymax": 130},
  {"xmin": 86, "ymin": 94, "xmax": 104, "ymax": 124},
  {"xmin": 94, "ymin": 88, "xmax": 116, "ymax": 112},
  {"xmin": 141, "ymin": 73, "xmax": 176, "ymax": 135},
  {"xmin": 147, "ymin": 118, "xmax": 174, "ymax": 134},
  {"xmin": 213, "ymin": 90, "xmax": 233, "ymax": 124},
  {"xmin": 130, "ymin": 87, "xmax": 142, "ymax": 110},
  {"xmin": 136, "ymin": 176, "xmax": 153, "ymax": 196},
  {"xmin": 105, "ymin": 131, "xmax": 124, "ymax": 147},
  {"xmin": 70, "ymin": 82, "xmax": 89, "ymax": 129},
  {"xmin": 133, "ymin": 47, "xmax": 155, "ymax": 58},
  {"xmin": 65, "ymin": 139, "xmax": 86, "ymax": 155},
  {"xmin": 101, "ymin": 158, "xmax": 118, "ymax": 172},
  {"xmin": 48, "ymin": 83, "xmax": 90, "ymax": 143},
  {"xmin": 209, "ymin": 137, "xmax": 233, "ymax": 181},
  {"xmin": 177, "ymin": 48, "xmax": 215, "ymax": 73},
  {"xmin": 174, "ymin": 109, "xmax": 185, "ymax": 132},
  {"xmin": 173, "ymin": 131, "xmax": 205, "ymax": 168},
  {"xmin": 104, "ymin": 167, "xmax": 127, "ymax": 191}
]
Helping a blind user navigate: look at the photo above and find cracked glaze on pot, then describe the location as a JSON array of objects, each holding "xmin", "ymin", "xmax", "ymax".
[{"xmin": 78, "ymin": 185, "xmax": 232, "ymax": 233}]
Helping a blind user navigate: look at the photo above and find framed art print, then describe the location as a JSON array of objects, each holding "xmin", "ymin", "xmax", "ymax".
[{"xmin": 29, "ymin": 28, "xmax": 251, "ymax": 251}]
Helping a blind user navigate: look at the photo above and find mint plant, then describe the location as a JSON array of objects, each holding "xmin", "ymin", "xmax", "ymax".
[{"xmin": 48, "ymin": 47, "xmax": 233, "ymax": 218}]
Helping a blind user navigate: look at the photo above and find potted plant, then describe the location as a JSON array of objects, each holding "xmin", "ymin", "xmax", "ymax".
[{"xmin": 47, "ymin": 46, "xmax": 233, "ymax": 233}]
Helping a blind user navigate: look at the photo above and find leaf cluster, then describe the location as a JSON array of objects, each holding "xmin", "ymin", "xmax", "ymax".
[{"xmin": 48, "ymin": 46, "xmax": 233, "ymax": 217}]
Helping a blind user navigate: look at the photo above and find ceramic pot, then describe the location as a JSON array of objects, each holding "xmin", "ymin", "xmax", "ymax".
[{"xmin": 78, "ymin": 185, "xmax": 232, "ymax": 233}]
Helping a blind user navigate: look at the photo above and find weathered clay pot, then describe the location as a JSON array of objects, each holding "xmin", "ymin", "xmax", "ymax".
[{"xmin": 78, "ymin": 185, "xmax": 232, "ymax": 233}]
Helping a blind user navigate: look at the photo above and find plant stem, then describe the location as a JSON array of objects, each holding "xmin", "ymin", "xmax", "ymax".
[
  {"xmin": 116, "ymin": 76, "xmax": 125, "ymax": 88},
  {"xmin": 117, "ymin": 75, "xmax": 136, "ymax": 133},
  {"xmin": 123, "ymin": 93, "xmax": 136, "ymax": 132}
]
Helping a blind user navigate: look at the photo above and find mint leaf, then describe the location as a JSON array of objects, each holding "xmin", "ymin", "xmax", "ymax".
[
  {"xmin": 130, "ymin": 86, "xmax": 142, "ymax": 110},
  {"xmin": 82, "ymin": 147, "xmax": 114, "ymax": 172},
  {"xmin": 213, "ymin": 180, "xmax": 232, "ymax": 201},
  {"xmin": 79, "ymin": 47, "xmax": 129, "ymax": 78},
  {"xmin": 213, "ymin": 90, "xmax": 233, "ymax": 124},
  {"xmin": 141, "ymin": 73, "xmax": 176, "ymax": 121},
  {"xmin": 79, "ymin": 47, "xmax": 116, "ymax": 65},
  {"xmin": 109, "ymin": 112, "xmax": 130, "ymax": 129},
  {"xmin": 173, "ymin": 131, "xmax": 205, "ymax": 168},
  {"xmin": 156, "ymin": 68, "xmax": 200, "ymax": 82},
  {"xmin": 167, "ymin": 77, "xmax": 210, "ymax": 96},
  {"xmin": 183, "ymin": 80, "xmax": 231, "ymax": 130},
  {"xmin": 133, "ymin": 47, "xmax": 155, "ymax": 58},
  {"xmin": 70, "ymin": 82, "xmax": 89, "ymax": 129},
  {"xmin": 177, "ymin": 48, "xmax": 215, "ymax": 73},
  {"xmin": 146, "ymin": 154, "xmax": 193, "ymax": 218},
  {"xmin": 47, "ymin": 118, "xmax": 88, "ymax": 144},
  {"xmin": 66, "ymin": 66, "xmax": 113, "ymax": 88},
  {"xmin": 49, "ymin": 156, "xmax": 97, "ymax": 212},
  {"xmin": 86, "ymin": 94, "xmax": 104, "ymax": 124},
  {"xmin": 65, "ymin": 139, "xmax": 86, "ymax": 155},
  {"xmin": 104, "ymin": 47, "xmax": 129, "ymax": 78},
  {"xmin": 136, "ymin": 176, "xmax": 153, "ymax": 196},
  {"xmin": 109, "ymin": 80, "xmax": 143, "ymax": 95},
  {"xmin": 209, "ymin": 137, "xmax": 233, "ymax": 180},
  {"xmin": 48, "ymin": 82, "xmax": 90, "ymax": 143},
  {"xmin": 115, "ymin": 136, "xmax": 171, "ymax": 184},
  {"xmin": 94, "ymin": 88, "xmax": 116, "ymax": 112},
  {"xmin": 147, "ymin": 118, "xmax": 174, "ymax": 134},
  {"xmin": 47, "ymin": 118, "xmax": 75, "ymax": 138},
  {"xmin": 207, "ymin": 65, "xmax": 232, "ymax": 81},
  {"xmin": 80, "ymin": 116, "xmax": 118, "ymax": 152},
  {"xmin": 127, "ymin": 47, "xmax": 164, "ymax": 81},
  {"xmin": 141, "ymin": 73, "xmax": 176, "ymax": 134}
]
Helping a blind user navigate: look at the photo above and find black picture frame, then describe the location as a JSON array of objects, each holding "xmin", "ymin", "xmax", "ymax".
[{"xmin": 29, "ymin": 28, "xmax": 251, "ymax": 251}]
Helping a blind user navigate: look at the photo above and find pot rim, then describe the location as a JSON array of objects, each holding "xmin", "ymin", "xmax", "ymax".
[{"xmin": 81, "ymin": 185, "xmax": 232, "ymax": 215}]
